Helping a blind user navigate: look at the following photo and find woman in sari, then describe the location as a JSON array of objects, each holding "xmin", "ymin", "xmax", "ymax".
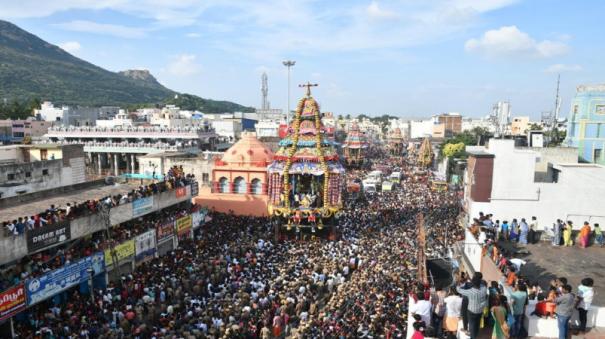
[
  {"xmin": 579, "ymin": 222, "xmax": 591, "ymax": 248},
  {"xmin": 491, "ymin": 295, "xmax": 510, "ymax": 338}
]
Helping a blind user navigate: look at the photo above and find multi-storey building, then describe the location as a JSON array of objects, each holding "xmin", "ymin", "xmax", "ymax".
[
  {"xmin": 43, "ymin": 125, "xmax": 218, "ymax": 176},
  {"xmin": 565, "ymin": 84, "xmax": 605, "ymax": 164}
]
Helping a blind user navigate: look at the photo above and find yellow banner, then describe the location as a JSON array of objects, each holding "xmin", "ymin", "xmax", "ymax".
[
  {"xmin": 176, "ymin": 215, "xmax": 192, "ymax": 233},
  {"xmin": 104, "ymin": 239, "xmax": 135, "ymax": 266}
]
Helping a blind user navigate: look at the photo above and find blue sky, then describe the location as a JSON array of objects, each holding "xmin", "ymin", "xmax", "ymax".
[{"xmin": 1, "ymin": 0, "xmax": 604, "ymax": 119}]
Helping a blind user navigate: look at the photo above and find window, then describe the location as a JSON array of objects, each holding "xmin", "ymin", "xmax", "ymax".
[
  {"xmin": 595, "ymin": 149, "xmax": 604, "ymax": 163},
  {"xmin": 42, "ymin": 169, "xmax": 49, "ymax": 176},
  {"xmin": 233, "ymin": 177, "xmax": 247, "ymax": 194},
  {"xmin": 251, "ymin": 179, "xmax": 263, "ymax": 195},
  {"xmin": 25, "ymin": 172, "xmax": 31, "ymax": 178},
  {"xmin": 596, "ymin": 105, "xmax": 605, "ymax": 115},
  {"xmin": 7, "ymin": 173, "xmax": 15, "ymax": 180},
  {"xmin": 202, "ymin": 173, "xmax": 209, "ymax": 183},
  {"xmin": 219, "ymin": 177, "xmax": 230, "ymax": 193}
]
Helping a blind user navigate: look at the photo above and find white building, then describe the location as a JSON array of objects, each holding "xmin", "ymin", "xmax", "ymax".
[
  {"xmin": 464, "ymin": 139, "xmax": 605, "ymax": 229},
  {"xmin": 409, "ymin": 119, "xmax": 434, "ymax": 139},
  {"xmin": 95, "ymin": 110, "xmax": 133, "ymax": 128},
  {"xmin": 461, "ymin": 117, "xmax": 496, "ymax": 133},
  {"xmin": 0, "ymin": 144, "xmax": 86, "ymax": 198},
  {"xmin": 35, "ymin": 101, "xmax": 69, "ymax": 122},
  {"xmin": 255, "ymin": 120, "xmax": 280, "ymax": 138}
]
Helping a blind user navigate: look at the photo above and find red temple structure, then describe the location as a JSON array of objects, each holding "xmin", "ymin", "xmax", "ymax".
[{"xmin": 194, "ymin": 131, "xmax": 273, "ymax": 216}]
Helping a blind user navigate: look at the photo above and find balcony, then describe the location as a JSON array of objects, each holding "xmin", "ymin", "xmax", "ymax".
[{"xmin": 0, "ymin": 185, "xmax": 192, "ymax": 266}]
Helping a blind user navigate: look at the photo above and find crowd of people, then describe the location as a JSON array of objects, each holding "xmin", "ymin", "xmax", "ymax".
[
  {"xmin": 460, "ymin": 212, "xmax": 598, "ymax": 339},
  {"xmin": 2, "ymin": 166, "xmax": 195, "ymax": 237},
  {"xmin": 11, "ymin": 151, "xmax": 468, "ymax": 338}
]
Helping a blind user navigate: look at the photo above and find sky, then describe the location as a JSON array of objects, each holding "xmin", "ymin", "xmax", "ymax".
[{"xmin": 1, "ymin": 0, "xmax": 604, "ymax": 119}]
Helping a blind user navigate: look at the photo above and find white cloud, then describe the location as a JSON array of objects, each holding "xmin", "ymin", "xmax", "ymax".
[
  {"xmin": 58, "ymin": 41, "xmax": 81, "ymax": 54},
  {"xmin": 55, "ymin": 20, "xmax": 147, "ymax": 38},
  {"xmin": 465, "ymin": 26, "xmax": 569, "ymax": 58},
  {"xmin": 366, "ymin": 2, "xmax": 399, "ymax": 20},
  {"xmin": 186, "ymin": 32, "xmax": 201, "ymax": 38},
  {"xmin": 166, "ymin": 54, "xmax": 201, "ymax": 76},
  {"xmin": 545, "ymin": 64, "xmax": 583, "ymax": 73}
]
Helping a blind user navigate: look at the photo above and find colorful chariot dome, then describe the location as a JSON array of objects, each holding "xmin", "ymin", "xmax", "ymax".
[{"xmin": 267, "ymin": 83, "xmax": 345, "ymax": 222}]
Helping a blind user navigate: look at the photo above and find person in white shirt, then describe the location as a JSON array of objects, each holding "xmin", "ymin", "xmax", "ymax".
[
  {"xmin": 509, "ymin": 258, "xmax": 526, "ymax": 273},
  {"xmin": 577, "ymin": 278, "xmax": 595, "ymax": 333},
  {"xmin": 409, "ymin": 292, "xmax": 432, "ymax": 326},
  {"xmin": 443, "ymin": 287, "xmax": 463, "ymax": 334}
]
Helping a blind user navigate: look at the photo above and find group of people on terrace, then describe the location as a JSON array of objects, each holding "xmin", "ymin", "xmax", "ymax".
[
  {"xmin": 10, "ymin": 151, "xmax": 467, "ymax": 338},
  {"xmin": 465, "ymin": 212, "xmax": 597, "ymax": 338},
  {"xmin": 2, "ymin": 166, "xmax": 195, "ymax": 237}
]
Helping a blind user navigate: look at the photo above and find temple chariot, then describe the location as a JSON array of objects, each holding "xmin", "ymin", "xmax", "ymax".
[
  {"xmin": 388, "ymin": 128, "xmax": 405, "ymax": 157},
  {"xmin": 267, "ymin": 84, "xmax": 345, "ymax": 234},
  {"xmin": 342, "ymin": 122, "xmax": 368, "ymax": 168}
]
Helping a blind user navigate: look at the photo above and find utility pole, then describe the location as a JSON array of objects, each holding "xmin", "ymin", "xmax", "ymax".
[{"xmin": 282, "ymin": 60, "xmax": 296, "ymax": 124}]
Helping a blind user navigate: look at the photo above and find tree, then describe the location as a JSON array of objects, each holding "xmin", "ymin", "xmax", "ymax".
[{"xmin": 443, "ymin": 142, "xmax": 465, "ymax": 158}]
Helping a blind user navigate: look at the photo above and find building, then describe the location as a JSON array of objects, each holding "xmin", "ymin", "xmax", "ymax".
[
  {"xmin": 0, "ymin": 119, "xmax": 52, "ymax": 144},
  {"xmin": 0, "ymin": 144, "xmax": 86, "ymax": 198},
  {"xmin": 409, "ymin": 119, "xmax": 434, "ymax": 139},
  {"xmin": 34, "ymin": 101, "xmax": 120, "ymax": 126},
  {"xmin": 138, "ymin": 151, "xmax": 220, "ymax": 187},
  {"xmin": 435, "ymin": 112, "xmax": 462, "ymax": 138},
  {"xmin": 461, "ymin": 117, "xmax": 496, "ymax": 133},
  {"xmin": 43, "ymin": 125, "xmax": 218, "ymax": 176},
  {"xmin": 491, "ymin": 101, "xmax": 512, "ymax": 136},
  {"xmin": 255, "ymin": 119, "xmax": 280, "ymax": 138},
  {"xmin": 95, "ymin": 110, "xmax": 134, "ymax": 128},
  {"xmin": 565, "ymin": 84, "xmax": 605, "ymax": 164},
  {"xmin": 194, "ymin": 132, "xmax": 273, "ymax": 216},
  {"xmin": 464, "ymin": 139, "xmax": 604, "ymax": 229},
  {"xmin": 510, "ymin": 116, "xmax": 530, "ymax": 136}
]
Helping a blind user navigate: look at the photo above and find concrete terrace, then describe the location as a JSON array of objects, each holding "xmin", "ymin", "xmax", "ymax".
[{"xmin": 2, "ymin": 181, "xmax": 141, "ymax": 223}]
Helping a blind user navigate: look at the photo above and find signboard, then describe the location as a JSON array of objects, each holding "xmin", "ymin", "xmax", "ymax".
[
  {"xmin": 132, "ymin": 197, "xmax": 154, "ymax": 217},
  {"xmin": 104, "ymin": 240, "xmax": 135, "ymax": 267},
  {"xmin": 190, "ymin": 182, "xmax": 199, "ymax": 197},
  {"xmin": 156, "ymin": 221, "xmax": 175, "ymax": 243},
  {"xmin": 175, "ymin": 187, "xmax": 187, "ymax": 198},
  {"xmin": 135, "ymin": 230, "xmax": 156, "ymax": 262},
  {"xmin": 176, "ymin": 215, "xmax": 192, "ymax": 240},
  {"xmin": 192, "ymin": 211, "xmax": 201, "ymax": 229},
  {"xmin": 26, "ymin": 221, "xmax": 71, "ymax": 253},
  {"xmin": 0, "ymin": 284, "xmax": 26, "ymax": 322},
  {"xmin": 26, "ymin": 252, "xmax": 104, "ymax": 306}
]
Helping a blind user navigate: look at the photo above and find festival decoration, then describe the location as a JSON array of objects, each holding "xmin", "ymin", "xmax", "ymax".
[
  {"xmin": 342, "ymin": 121, "xmax": 368, "ymax": 168},
  {"xmin": 267, "ymin": 83, "xmax": 345, "ymax": 229}
]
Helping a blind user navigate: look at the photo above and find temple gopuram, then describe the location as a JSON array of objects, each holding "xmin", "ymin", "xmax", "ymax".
[
  {"xmin": 342, "ymin": 122, "xmax": 368, "ymax": 168},
  {"xmin": 388, "ymin": 128, "xmax": 404, "ymax": 156},
  {"xmin": 267, "ymin": 83, "xmax": 345, "ymax": 234}
]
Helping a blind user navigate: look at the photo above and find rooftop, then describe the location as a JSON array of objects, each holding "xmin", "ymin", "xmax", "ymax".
[
  {"xmin": 500, "ymin": 241, "xmax": 605, "ymax": 306},
  {"xmin": 2, "ymin": 181, "xmax": 141, "ymax": 222}
]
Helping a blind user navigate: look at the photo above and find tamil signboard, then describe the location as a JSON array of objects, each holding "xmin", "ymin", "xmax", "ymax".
[
  {"xmin": 176, "ymin": 215, "xmax": 192, "ymax": 240},
  {"xmin": 26, "ymin": 221, "xmax": 71, "ymax": 253},
  {"xmin": 132, "ymin": 196, "xmax": 154, "ymax": 217},
  {"xmin": 104, "ymin": 240, "xmax": 135, "ymax": 267},
  {"xmin": 135, "ymin": 230, "xmax": 156, "ymax": 263},
  {"xmin": 190, "ymin": 182, "xmax": 199, "ymax": 197},
  {"xmin": 26, "ymin": 252, "xmax": 104, "ymax": 306},
  {"xmin": 156, "ymin": 221, "xmax": 175, "ymax": 243},
  {"xmin": 175, "ymin": 186, "xmax": 187, "ymax": 198},
  {"xmin": 0, "ymin": 284, "xmax": 26, "ymax": 322}
]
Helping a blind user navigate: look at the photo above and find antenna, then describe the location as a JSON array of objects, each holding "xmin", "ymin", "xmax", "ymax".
[{"xmin": 553, "ymin": 74, "xmax": 561, "ymax": 126}]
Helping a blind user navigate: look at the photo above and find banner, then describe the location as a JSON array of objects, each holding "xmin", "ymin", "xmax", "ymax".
[
  {"xmin": 0, "ymin": 284, "xmax": 26, "ymax": 322},
  {"xmin": 26, "ymin": 221, "xmax": 71, "ymax": 253},
  {"xmin": 175, "ymin": 187, "xmax": 187, "ymax": 198},
  {"xmin": 135, "ymin": 230, "xmax": 156, "ymax": 262},
  {"xmin": 192, "ymin": 211, "xmax": 201, "ymax": 229},
  {"xmin": 156, "ymin": 221, "xmax": 175, "ymax": 243},
  {"xmin": 132, "ymin": 197, "xmax": 154, "ymax": 217},
  {"xmin": 26, "ymin": 252, "xmax": 104, "ymax": 306},
  {"xmin": 104, "ymin": 240, "xmax": 135, "ymax": 267},
  {"xmin": 176, "ymin": 215, "xmax": 192, "ymax": 240},
  {"xmin": 190, "ymin": 182, "xmax": 199, "ymax": 197}
]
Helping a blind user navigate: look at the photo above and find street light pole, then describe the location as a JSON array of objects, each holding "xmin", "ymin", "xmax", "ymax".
[{"xmin": 282, "ymin": 60, "xmax": 296, "ymax": 124}]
